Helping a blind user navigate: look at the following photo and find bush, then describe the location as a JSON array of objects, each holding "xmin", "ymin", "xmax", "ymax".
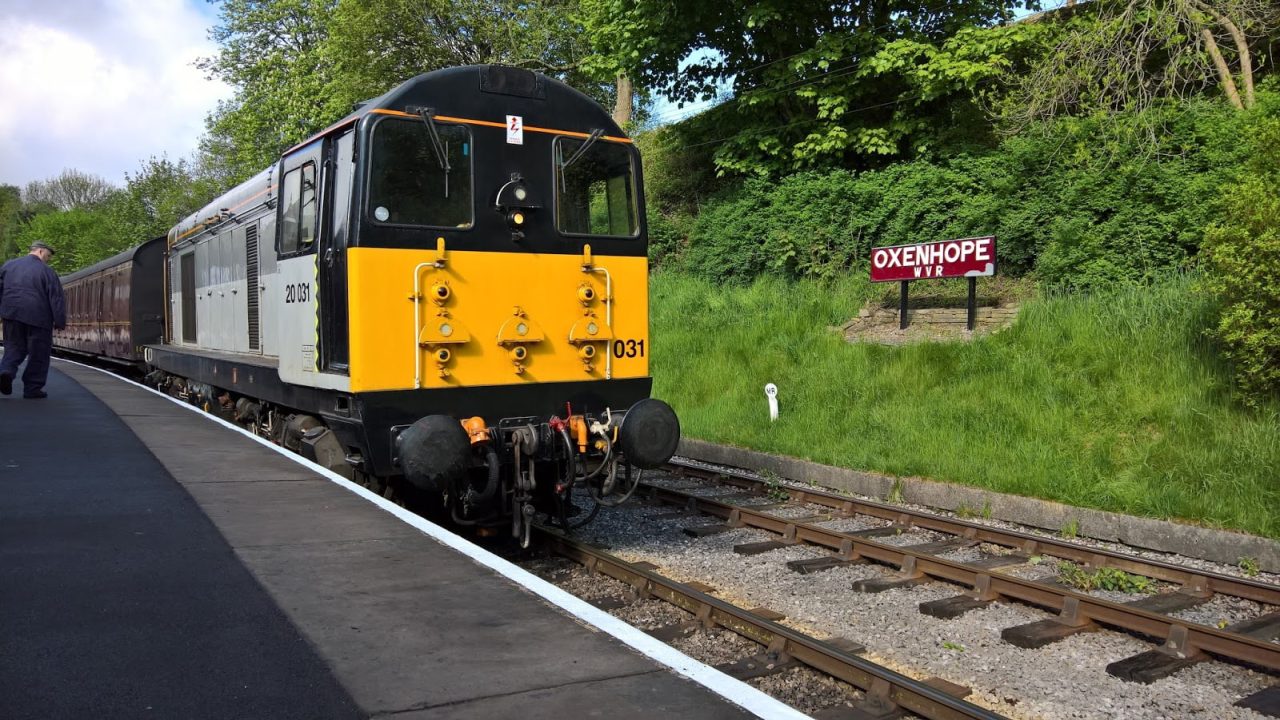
[
  {"xmin": 1200, "ymin": 93, "xmax": 1280, "ymax": 405},
  {"xmin": 666, "ymin": 94, "xmax": 1270, "ymax": 289}
]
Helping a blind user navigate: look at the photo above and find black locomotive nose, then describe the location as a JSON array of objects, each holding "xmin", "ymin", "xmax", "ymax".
[
  {"xmin": 397, "ymin": 415, "xmax": 471, "ymax": 493},
  {"xmin": 617, "ymin": 399, "xmax": 681, "ymax": 469}
]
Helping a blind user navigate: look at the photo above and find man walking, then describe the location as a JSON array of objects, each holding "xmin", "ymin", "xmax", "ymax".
[{"xmin": 0, "ymin": 242, "xmax": 66, "ymax": 399}]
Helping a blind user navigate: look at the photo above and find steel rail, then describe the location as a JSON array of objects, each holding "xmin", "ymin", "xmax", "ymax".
[
  {"xmin": 644, "ymin": 476, "xmax": 1280, "ymax": 672},
  {"xmin": 536, "ymin": 527, "xmax": 1009, "ymax": 720},
  {"xmin": 667, "ymin": 458, "xmax": 1280, "ymax": 607}
]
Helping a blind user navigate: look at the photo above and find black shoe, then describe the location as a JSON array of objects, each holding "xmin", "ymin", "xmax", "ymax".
[
  {"xmin": 23, "ymin": 391, "xmax": 47, "ymax": 399},
  {"xmin": 0, "ymin": 373, "xmax": 11, "ymax": 396}
]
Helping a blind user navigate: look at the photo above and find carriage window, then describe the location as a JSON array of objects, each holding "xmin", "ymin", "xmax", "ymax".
[
  {"xmin": 280, "ymin": 162, "xmax": 317, "ymax": 255},
  {"xmin": 554, "ymin": 137, "xmax": 638, "ymax": 237},
  {"xmin": 368, "ymin": 117, "xmax": 472, "ymax": 228}
]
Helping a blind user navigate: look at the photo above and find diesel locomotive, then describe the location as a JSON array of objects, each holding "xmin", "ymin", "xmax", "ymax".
[{"xmin": 55, "ymin": 65, "xmax": 680, "ymax": 540}]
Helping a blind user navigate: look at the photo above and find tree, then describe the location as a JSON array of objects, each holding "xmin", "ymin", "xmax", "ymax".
[
  {"xmin": 323, "ymin": 0, "xmax": 602, "ymax": 110},
  {"xmin": 581, "ymin": 0, "xmax": 1040, "ymax": 175},
  {"xmin": 22, "ymin": 169, "xmax": 115, "ymax": 211},
  {"xmin": 198, "ymin": 0, "xmax": 339, "ymax": 183},
  {"xmin": 0, "ymin": 185, "xmax": 22, "ymax": 259},
  {"xmin": 12, "ymin": 207, "xmax": 121, "ymax": 274},
  {"xmin": 107, "ymin": 156, "xmax": 220, "ymax": 241},
  {"xmin": 1005, "ymin": 0, "xmax": 1279, "ymax": 127},
  {"xmin": 199, "ymin": 0, "xmax": 606, "ymax": 183}
]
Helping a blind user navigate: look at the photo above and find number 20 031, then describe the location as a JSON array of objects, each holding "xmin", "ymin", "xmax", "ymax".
[
  {"xmin": 612, "ymin": 339, "xmax": 645, "ymax": 358},
  {"xmin": 284, "ymin": 282, "xmax": 311, "ymax": 304}
]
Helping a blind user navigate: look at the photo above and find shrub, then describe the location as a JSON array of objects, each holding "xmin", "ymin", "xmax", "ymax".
[
  {"xmin": 665, "ymin": 94, "xmax": 1269, "ymax": 289},
  {"xmin": 1200, "ymin": 94, "xmax": 1280, "ymax": 405}
]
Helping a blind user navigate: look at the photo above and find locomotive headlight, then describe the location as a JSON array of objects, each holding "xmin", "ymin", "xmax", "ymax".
[
  {"xmin": 508, "ymin": 210, "xmax": 526, "ymax": 227},
  {"xmin": 514, "ymin": 186, "xmax": 528, "ymax": 201}
]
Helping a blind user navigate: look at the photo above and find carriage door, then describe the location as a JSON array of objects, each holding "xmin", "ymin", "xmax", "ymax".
[{"xmin": 276, "ymin": 139, "xmax": 349, "ymax": 390}]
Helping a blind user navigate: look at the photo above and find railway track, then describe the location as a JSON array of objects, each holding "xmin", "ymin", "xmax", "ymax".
[
  {"xmin": 534, "ymin": 525, "xmax": 1009, "ymax": 720},
  {"xmin": 630, "ymin": 457, "xmax": 1279, "ymax": 714}
]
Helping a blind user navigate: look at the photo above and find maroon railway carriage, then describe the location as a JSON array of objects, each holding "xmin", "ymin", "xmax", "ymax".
[{"xmin": 54, "ymin": 237, "xmax": 166, "ymax": 365}]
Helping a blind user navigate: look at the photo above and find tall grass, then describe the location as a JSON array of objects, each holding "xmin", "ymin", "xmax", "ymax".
[{"xmin": 651, "ymin": 272, "xmax": 1280, "ymax": 538}]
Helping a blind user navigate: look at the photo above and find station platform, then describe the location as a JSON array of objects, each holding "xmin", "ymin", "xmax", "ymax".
[{"xmin": 0, "ymin": 361, "xmax": 782, "ymax": 720}]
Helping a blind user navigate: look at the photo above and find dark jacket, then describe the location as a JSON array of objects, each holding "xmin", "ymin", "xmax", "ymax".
[{"xmin": 0, "ymin": 255, "xmax": 66, "ymax": 330}]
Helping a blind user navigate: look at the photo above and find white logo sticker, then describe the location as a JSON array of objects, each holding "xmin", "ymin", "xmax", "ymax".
[{"xmin": 506, "ymin": 115, "xmax": 523, "ymax": 145}]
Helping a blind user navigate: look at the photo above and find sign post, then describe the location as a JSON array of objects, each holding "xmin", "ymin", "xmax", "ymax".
[
  {"xmin": 870, "ymin": 236, "xmax": 996, "ymax": 331},
  {"xmin": 900, "ymin": 281, "xmax": 909, "ymax": 330}
]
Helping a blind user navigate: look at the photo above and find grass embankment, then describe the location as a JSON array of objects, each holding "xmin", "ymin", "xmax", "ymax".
[{"xmin": 650, "ymin": 272, "xmax": 1280, "ymax": 539}]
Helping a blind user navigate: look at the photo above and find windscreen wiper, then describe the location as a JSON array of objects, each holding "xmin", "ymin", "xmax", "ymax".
[
  {"xmin": 415, "ymin": 107, "xmax": 452, "ymax": 173},
  {"xmin": 560, "ymin": 128, "xmax": 604, "ymax": 171}
]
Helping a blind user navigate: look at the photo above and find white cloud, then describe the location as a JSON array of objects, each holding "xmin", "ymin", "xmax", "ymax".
[{"xmin": 0, "ymin": 0, "xmax": 232, "ymax": 188}]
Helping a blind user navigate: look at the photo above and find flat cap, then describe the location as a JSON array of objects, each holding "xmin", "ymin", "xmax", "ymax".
[{"xmin": 30, "ymin": 241, "xmax": 54, "ymax": 255}]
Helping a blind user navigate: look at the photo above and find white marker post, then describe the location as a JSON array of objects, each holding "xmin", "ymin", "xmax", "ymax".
[{"xmin": 764, "ymin": 383, "xmax": 778, "ymax": 422}]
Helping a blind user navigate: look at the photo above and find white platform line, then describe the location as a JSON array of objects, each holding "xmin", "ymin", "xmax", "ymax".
[{"xmin": 56, "ymin": 359, "xmax": 811, "ymax": 720}]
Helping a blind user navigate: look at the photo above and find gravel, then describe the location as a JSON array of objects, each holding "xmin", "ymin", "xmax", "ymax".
[
  {"xmin": 812, "ymin": 516, "xmax": 887, "ymax": 533},
  {"xmin": 1169, "ymin": 594, "xmax": 1279, "ymax": 630},
  {"xmin": 666, "ymin": 459, "xmax": 1280, "ymax": 586},
  {"xmin": 568, "ymin": 497, "xmax": 1277, "ymax": 720},
  {"xmin": 523, "ymin": 551, "xmax": 872, "ymax": 718},
  {"xmin": 747, "ymin": 667, "xmax": 863, "ymax": 716}
]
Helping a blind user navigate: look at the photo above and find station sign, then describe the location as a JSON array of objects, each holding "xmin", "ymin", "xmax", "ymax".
[{"xmin": 870, "ymin": 236, "xmax": 996, "ymax": 283}]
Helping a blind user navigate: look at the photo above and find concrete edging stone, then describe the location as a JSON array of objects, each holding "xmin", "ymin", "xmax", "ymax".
[{"xmin": 678, "ymin": 438, "xmax": 1280, "ymax": 574}]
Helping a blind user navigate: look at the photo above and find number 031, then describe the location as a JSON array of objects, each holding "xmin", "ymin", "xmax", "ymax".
[{"xmin": 612, "ymin": 339, "xmax": 645, "ymax": 358}]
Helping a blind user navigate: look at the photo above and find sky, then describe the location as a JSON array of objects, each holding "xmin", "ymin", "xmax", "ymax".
[{"xmin": 0, "ymin": 0, "xmax": 232, "ymax": 190}]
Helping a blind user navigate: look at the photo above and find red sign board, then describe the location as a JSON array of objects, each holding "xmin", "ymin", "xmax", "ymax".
[{"xmin": 870, "ymin": 236, "xmax": 996, "ymax": 283}]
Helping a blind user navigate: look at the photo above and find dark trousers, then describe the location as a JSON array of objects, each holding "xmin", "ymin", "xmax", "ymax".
[{"xmin": 1, "ymin": 320, "xmax": 53, "ymax": 395}]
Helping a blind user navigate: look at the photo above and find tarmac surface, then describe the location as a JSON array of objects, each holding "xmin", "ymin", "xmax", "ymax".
[{"xmin": 0, "ymin": 363, "xmax": 765, "ymax": 720}]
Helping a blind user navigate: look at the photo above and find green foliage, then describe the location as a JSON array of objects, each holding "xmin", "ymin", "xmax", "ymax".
[
  {"xmin": 635, "ymin": 127, "xmax": 719, "ymax": 215},
  {"xmin": 1056, "ymin": 562, "xmax": 1154, "ymax": 593},
  {"xmin": 13, "ymin": 208, "xmax": 122, "ymax": 273},
  {"xmin": 0, "ymin": 185, "xmax": 22, "ymax": 259},
  {"xmin": 942, "ymin": 640, "xmax": 965, "ymax": 652},
  {"xmin": 1199, "ymin": 89, "xmax": 1280, "ymax": 405},
  {"xmin": 6, "ymin": 158, "xmax": 216, "ymax": 271},
  {"xmin": 1238, "ymin": 557, "xmax": 1260, "ymax": 577},
  {"xmin": 200, "ymin": 0, "xmax": 601, "ymax": 185},
  {"xmin": 1059, "ymin": 519, "xmax": 1080, "ymax": 539},
  {"xmin": 583, "ymin": 0, "xmax": 1042, "ymax": 175},
  {"xmin": 665, "ymin": 94, "xmax": 1269, "ymax": 288},
  {"xmin": 1000, "ymin": 0, "xmax": 1279, "ymax": 128},
  {"xmin": 327, "ymin": 0, "xmax": 598, "ymax": 106},
  {"xmin": 110, "ymin": 157, "xmax": 222, "ymax": 241},
  {"xmin": 760, "ymin": 470, "xmax": 790, "ymax": 501},
  {"xmin": 887, "ymin": 479, "xmax": 905, "ymax": 504}
]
